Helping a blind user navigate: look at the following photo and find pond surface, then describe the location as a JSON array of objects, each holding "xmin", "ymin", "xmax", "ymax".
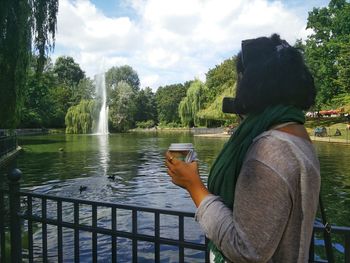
[
  {"xmin": 12, "ymin": 132, "xmax": 350, "ymax": 261},
  {"xmin": 17, "ymin": 132, "xmax": 224, "ymax": 212}
]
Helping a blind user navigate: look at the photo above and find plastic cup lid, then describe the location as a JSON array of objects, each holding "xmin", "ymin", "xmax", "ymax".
[{"xmin": 168, "ymin": 143, "xmax": 194, "ymax": 151}]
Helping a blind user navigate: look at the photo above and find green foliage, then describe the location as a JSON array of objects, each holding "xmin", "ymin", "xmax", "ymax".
[
  {"xmin": 305, "ymin": 0, "xmax": 350, "ymax": 105},
  {"xmin": 327, "ymin": 94, "xmax": 350, "ymax": 113},
  {"xmin": 48, "ymin": 84, "xmax": 72, "ymax": 127},
  {"xmin": 334, "ymin": 40, "xmax": 350, "ymax": 93},
  {"xmin": 134, "ymin": 87, "xmax": 158, "ymax": 123},
  {"xmin": 197, "ymin": 84, "xmax": 237, "ymax": 122},
  {"xmin": 53, "ymin": 56, "xmax": 89, "ymax": 108},
  {"xmin": 156, "ymin": 84, "xmax": 187, "ymax": 124},
  {"xmin": 0, "ymin": 0, "xmax": 58, "ymax": 128},
  {"xmin": 205, "ymin": 57, "xmax": 237, "ymax": 103},
  {"xmin": 36, "ymin": 56, "xmax": 92, "ymax": 127},
  {"xmin": 75, "ymin": 77, "xmax": 95, "ymax": 102},
  {"xmin": 135, "ymin": 120, "xmax": 156, "ymax": 129},
  {"xmin": 109, "ymin": 81, "xmax": 137, "ymax": 132},
  {"xmin": 157, "ymin": 122, "xmax": 182, "ymax": 128},
  {"xmin": 54, "ymin": 56, "xmax": 85, "ymax": 86},
  {"xmin": 20, "ymin": 62, "xmax": 57, "ymax": 128},
  {"xmin": 65, "ymin": 100, "xmax": 99, "ymax": 134},
  {"xmin": 106, "ymin": 65, "xmax": 140, "ymax": 94},
  {"xmin": 178, "ymin": 80, "xmax": 207, "ymax": 127}
]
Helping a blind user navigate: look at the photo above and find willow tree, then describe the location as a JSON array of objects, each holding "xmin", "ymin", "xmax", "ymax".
[
  {"xmin": 65, "ymin": 100, "xmax": 100, "ymax": 134},
  {"xmin": 197, "ymin": 83, "xmax": 237, "ymax": 123},
  {"xmin": 0, "ymin": 0, "xmax": 58, "ymax": 128},
  {"xmin": 178, "ymin": 80, "xmax": 207, "ymax": 127}
]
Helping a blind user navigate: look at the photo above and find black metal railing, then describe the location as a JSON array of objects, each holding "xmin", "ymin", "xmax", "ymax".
[
  {"xmin": 0, "ymin": 135, "xmax": 17, "ymax": 158},
  {"xmin": 309, "ymin": 224, "xmax": 350, "ymax": 262},
  {"xmin": 1, "ymin": 169, "xmax": 208, "ymax": 263},
  {"xmin": 1, "ymin": 169, "xmax": 350, "ymax": 263}
]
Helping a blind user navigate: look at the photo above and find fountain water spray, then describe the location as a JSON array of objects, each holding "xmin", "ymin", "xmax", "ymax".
[{"xmin": 95, "ymin": 73, "xmax": 109, "ymax": 135}]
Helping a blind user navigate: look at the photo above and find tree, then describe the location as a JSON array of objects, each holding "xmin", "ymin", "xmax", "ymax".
[
  {"xmin": 0, "ymin": 0, "xmax": 58, "ymax": 128},
  {"xmin": 305, "ymin": 0, "xmax": 350, "ymax": 105},
  {"xmin": 65, "ymin": 100, "xmax": 99, "ymax": 134},
  {"xmin": 16, "ymin": 55, "xmax": 90, "ymax": 129},
  {"xmin": 197, "ymin": 83, "xmax": 237, "ymax": 123},
  {"xmin": 46, "ymin": 84, "xmax": 72, "ymax": 127},
  {"xmin": 53, "ymin": 56, "xmax": 86, "ymax": 107},
  {"xmin": 178, "ymin": 80, "xmax": 207, "ymax": 127},
  {"xmin": 109, "ymin": 81, "xmax": 137, "ymax": 132},
  {"xmin": 49, "ymin": 56, "xmax": 87, "ymax": 125},
  {"xmin": 134, "ymin": 87, "xmax": 158, "ymax": 123},
  {"xmin": 20, "ymin": 60, "xmax": 57, "ymax": 128},
  {"xmin": 75, "ymin": 77, "xmax": 95, "ymax": 102},
  {"xmin": 155, "ymin": 84, "xmax": 187, "ymax": 124},
  {"xmin": 335, "ymin": 40, "xmax": 350, "ymax": 93},
  {"xmin": 53, "ymin": 56, "xmax": 85, "ymax": 87},
  {"xmin": 105, "ymin": 65, "xmax": 140, "ymax": 94},
  {"xmin": 205, "ymin": 57, "xmax": 237, "ymax": 104}
]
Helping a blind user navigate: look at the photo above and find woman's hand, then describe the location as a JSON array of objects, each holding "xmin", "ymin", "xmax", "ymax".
[{"xmin": 165, "ymin": 151, "xmax": 210, "ymax": 207}]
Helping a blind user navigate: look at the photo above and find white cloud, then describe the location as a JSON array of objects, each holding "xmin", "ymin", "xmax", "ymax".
[
  {"xmin": 55, "ymin": 0, "xmax": 318, "ymax": 91},
  {"xmin": 142, "ymin": 74, "xmax": 160, "ymax": 88}
]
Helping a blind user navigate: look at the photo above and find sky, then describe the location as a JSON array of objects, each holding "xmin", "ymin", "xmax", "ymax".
[{"xmin": 53, "ymin": 0, "xmax": 329, "ymax": 91}]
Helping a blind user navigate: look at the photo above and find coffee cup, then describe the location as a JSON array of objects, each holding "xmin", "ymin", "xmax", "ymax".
[{"xmin": 168, "ymin": 143, "xmax": 198, "ymax": 163}]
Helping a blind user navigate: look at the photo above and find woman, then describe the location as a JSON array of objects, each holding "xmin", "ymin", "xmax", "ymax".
[{"xmin": 165, "ymin": 34, "xmax": 320, "ymax": 263}]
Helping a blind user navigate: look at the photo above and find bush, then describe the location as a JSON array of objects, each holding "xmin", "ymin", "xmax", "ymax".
[{"xmin": 135, "ymin": 120, "xmax": 155, "ymax": 129}]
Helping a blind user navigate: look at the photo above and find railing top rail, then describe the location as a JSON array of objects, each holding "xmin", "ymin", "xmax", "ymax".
[
  {"xmin": 18, "ymin": 190, "xmax": 350, "ymax": 233},
  {"xmin": 19, "ymin": 190, "xmax": 196, "ymax": 217},
  {"xmin": 313, "ymin": 224, "xmax": 350, "ymax": 233}
]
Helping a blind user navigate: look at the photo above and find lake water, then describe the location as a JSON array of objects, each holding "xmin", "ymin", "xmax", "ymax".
[{"xmin": 13, "ymin": 132, "xmax": 350, "ymax": 261}]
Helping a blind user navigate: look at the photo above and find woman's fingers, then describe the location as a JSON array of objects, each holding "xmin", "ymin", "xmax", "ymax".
[
  {"xmin": 167, "ymin": 168, "xmax": 174, "ymax": 177},
  {"xmin": 165, "ymin": 151, "xmax": 174, "ymax": 162}
]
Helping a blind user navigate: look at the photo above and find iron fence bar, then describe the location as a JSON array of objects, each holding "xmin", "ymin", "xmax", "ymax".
[
  {"xmin": 15, "ymin": 190, "xmax": 350, "ymax": 263},
  {"xmin": 27, "ymin": 196, "xmax": 33, "ymax": 263},
  {"xmin": 42, "ymin": 198, "xmax": 48, "ymax": 263},
  {"xmin": 179, "ymin": 215, "xmax": 184, "ymax": 263},
  {"xmin": 0, "ymin": 186, "xmax": 6, "ymax": 262},
  {"xmin": 111, "ymin": 207, "xmax": 117, "ymax": 263},
  {"xmin": 74, "ymin": 202, "xmax": 79, "ymax": 263},
  {"xmin": 19, "ymin": 201, "xmax": 350, "ymax": 248},
  {"xmin": 57, "ymin": 200, "xmax": 63, "ymax": 263},
  {"xmin": 8, "ymin": 169, "xmax": 22, "ymax": 263},
  {"xmin": 92, "ymin": 204, "xmax": 97, "ymax": 263},
  {"xmin": 155, "ymin": 211, "xmax": 160, "ymax": 263},
  {"xmin": 19, "ymin": 213, "xmax": 208, "ymax": 251},
  {"xmin": 345, "ymin": 233, "xmax": 350, "ymax": 263},
  {"xmin": 132, "ymin": 208, "xmax": 138, "ymax": 263},
  {"xmin": 0, "ymin": 135, "xmax": 17, "ymax": 157},
  {"xmin": 19, "ymin": 191, "xmax": 195, "ymax": 217},
  {"xmin": 205, "ymin": 237, "xmax": 210, "ymax": 262},
  {"xmin": 312, "ymin": 225, "xmax": 350, "ymax": 263},
  {"xmin": 313, "ymin": 225, "xmax": 350, "ymax": 234},
  {"xmin": 309, "ymin": 230, "xmax": 315, "ymax": 262}
]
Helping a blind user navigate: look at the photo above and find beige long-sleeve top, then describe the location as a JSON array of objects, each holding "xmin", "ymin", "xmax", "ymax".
[{"xmin": 195, "ymin": 130, "xmax": 320, "ymax": 263}]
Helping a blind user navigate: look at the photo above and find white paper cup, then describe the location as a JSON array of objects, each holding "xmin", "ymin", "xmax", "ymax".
[{"xmin": 168, "ymin": 143, "xmax": 197, "ymax": 162}]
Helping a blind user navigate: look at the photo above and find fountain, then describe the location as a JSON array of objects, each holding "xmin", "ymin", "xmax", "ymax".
[{"xmin": 95, "ymin": 73, "xmax": 109, "ymax": 135}]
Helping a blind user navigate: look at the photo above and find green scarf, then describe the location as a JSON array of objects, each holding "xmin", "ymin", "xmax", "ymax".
[{"xmin": 207, "ymin": 105, "xmax": 305, "ymax": 263}]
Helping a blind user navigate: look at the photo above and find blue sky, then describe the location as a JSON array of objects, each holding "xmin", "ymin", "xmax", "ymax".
[{"xmin": 54, "ymin": 0, "xmax": 329, "ymax": 90}]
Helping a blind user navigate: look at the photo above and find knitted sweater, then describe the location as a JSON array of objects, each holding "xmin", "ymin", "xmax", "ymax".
[{"xmin": 195, "ymin": 130, "xmax": 320, "ymax": 263}]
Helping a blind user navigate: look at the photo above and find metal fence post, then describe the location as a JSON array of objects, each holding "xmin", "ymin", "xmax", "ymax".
[
  {"xmin": 0, "ymin": 171, "xmax": 6, "ymax": 262},
  {"xmin": 7, "ymin": 168, "xmax": 22, "ymax": 263}
]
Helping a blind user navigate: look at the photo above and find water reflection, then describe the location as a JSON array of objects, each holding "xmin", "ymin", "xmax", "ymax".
[{"xmin": 97, "ymin": 134, "xmax": 109, "ymax": 177}]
